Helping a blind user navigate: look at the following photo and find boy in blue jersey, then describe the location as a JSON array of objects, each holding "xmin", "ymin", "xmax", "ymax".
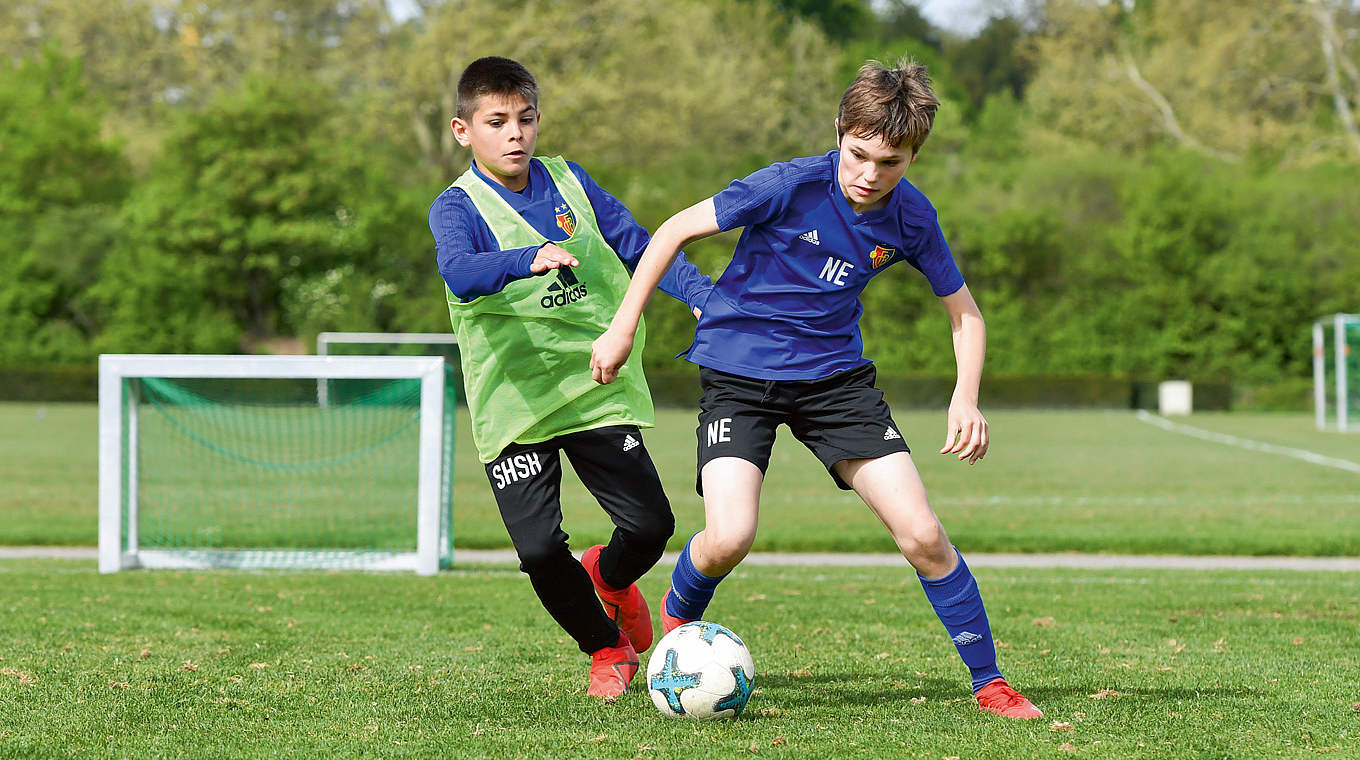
[
  {"xmin": 429, "ymin": 57, "xmax": 711, "ymax": 698},
  {"xmin": 591, "ymin": 59, "xmax": 1042, "ymax": 718}
]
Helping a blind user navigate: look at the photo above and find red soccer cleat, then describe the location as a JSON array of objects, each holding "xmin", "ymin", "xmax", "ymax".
[
  {"xmin": 660, "ymin": 587, "xmax": 694, "ymax": 635},
  {"xmin": 586, "ymin": 631, "xmax": 639, "ymax": 698},
  {"xmin": 975, "ymin": 678, "xmax": 1044, "ymax": 719},
  {"xmin": 581, "ymin": 545, "xmax": 654, "ymax": 652}
]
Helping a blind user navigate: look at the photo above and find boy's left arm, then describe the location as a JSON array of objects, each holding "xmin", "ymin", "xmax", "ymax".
[
  {"xmin": 572, "ymin": 164, "xmax": 712, "ymax": 313},
  {"xmin": 939, "ymin": 284, "xmax": 988, "ymax": 464}
]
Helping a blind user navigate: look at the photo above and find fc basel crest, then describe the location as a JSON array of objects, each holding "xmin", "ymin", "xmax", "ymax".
[
  {"xmin": 554, "ymin": 203, "xmax": 576, "ymax": 237},
  {"xmin": 869, "ymin": 243, "xmax": 895, "ymax": 268}
]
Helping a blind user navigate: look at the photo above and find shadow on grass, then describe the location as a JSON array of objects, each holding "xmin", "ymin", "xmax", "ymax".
[
  {"xmin": 756, "ymin": 672, "xmax": 966, "ymax": 708},
  {"xmin": 753, "ymin": 673, "xmax": 1249, "ymax": 711}
]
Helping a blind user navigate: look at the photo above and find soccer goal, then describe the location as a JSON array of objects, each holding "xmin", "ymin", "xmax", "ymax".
[
  {"xmin": 98, "ymin": 354, "xmax": 455, "ymax": 574},
  {"xmin": 1313, "ymin": 313, "xmax": 1360, "ymax": 432}
]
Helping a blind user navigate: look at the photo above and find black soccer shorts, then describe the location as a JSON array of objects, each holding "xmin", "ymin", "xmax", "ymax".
[{"xmin": 694, "ymin": 363, "xmax": 910, "ymax": 494}]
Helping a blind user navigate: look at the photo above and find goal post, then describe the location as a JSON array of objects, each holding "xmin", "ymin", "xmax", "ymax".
[
  {"xmin": 1314, "ymin": 313, "xmax": 1360, "ymax": 432},
  {"xmin": 98, "ymin": 354, "xmax": 455, "ymax": 575}
]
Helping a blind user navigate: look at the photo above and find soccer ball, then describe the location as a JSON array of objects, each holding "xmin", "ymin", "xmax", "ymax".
[{"xmin": 646, "ymin": 621, "xmax": 755, "ymax": 720}]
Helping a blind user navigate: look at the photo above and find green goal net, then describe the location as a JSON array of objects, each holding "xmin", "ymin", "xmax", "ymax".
[{"xmin": 99, "ymin": 355, "xmax": 455, "ymax": 573}]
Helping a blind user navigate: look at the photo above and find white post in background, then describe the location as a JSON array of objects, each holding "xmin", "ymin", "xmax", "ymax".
[
  {"xmin": 1338, "ymin": 314, "xmax": 1350, "ymax": 433},
  {"xmin": 415, "ymin": 361, "xmax": 445, "ymax": 576},
  {"xmin": 316, "ymin": 338, "xmax": 330, "ymax": 408},
  {"xmin": 98, "ymin": 357, "xmax": 125, "ymax": 574},
  {"xmin": 126, "ymin": 380, "xmax": 139, "ymax": 557},
  {"xmin": 1314, "ymin": 320, "xmax": 1327, "ymax": 431},
  {"xmin": 1158, "ymin": 380, "xmax": 1193, "ymax": 416}
]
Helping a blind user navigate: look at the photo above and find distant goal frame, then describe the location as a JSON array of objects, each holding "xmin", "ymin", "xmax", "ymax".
[
  {"xmin": 316, "ymin": 332, "xmax": 459, "ymax": 406},
  {"xmin": 98, "ymin": 354, "xmax": 451, "ymax": 575},
  {"xmin": 1313, "ymin": 313, "xmax": 1359, "ymax": 433}
]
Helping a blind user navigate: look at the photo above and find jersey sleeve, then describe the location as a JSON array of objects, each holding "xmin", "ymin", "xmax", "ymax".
[
  {"xmin": 711, "ymin": 161, "xmax": 797, "ymax": 232},
  {"xmin": 429, "ymin": 189, "xmax": 542, "ymax": 302},
  {"xmin": 897, "ymin": 192, "xmax": 964, "ymax": 297},
  {"xmin": 569, "ymin": 161, "xmax": 714, "ymax": 311}
]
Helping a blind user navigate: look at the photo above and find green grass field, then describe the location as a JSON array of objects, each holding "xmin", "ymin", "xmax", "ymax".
[
  {"xmin": 4, "ymin": 403, "xmax": 1359, "ymax": 758},
  {"xmin": 3, "ymin": 402, "xmax": 1358, "ymax": 555},
  {"xmin": 1, "ymin": 559, "xmax": 1356, "ymax": 759}
]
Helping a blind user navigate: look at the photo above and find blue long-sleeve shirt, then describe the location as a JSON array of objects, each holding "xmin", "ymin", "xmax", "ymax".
[{"xmin": 429, "ymin": 159, "xmax": 711, "ymax": 307}]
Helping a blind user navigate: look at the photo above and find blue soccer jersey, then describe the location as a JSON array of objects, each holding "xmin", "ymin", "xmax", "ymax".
[{"xmin": 685, "ymin": 150, "xmax": 964, "ymax": 380}]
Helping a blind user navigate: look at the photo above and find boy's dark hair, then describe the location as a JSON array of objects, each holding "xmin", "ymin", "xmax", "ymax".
[
  {"xmin": 456, "ymin": 56, "xmax": 539, "ymax": 120},
  {"xmin": 836, "ymin": 58, "xmax": 940, "ymax": 154}
]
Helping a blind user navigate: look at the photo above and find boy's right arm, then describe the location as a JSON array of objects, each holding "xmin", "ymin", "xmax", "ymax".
[
  {"xmin": 430, "ymin": 193, "xmax": 578, "ymax": 301},
  {"xmin": 590, "ymin": 198, "xmax": 720, "ymax": 385}
]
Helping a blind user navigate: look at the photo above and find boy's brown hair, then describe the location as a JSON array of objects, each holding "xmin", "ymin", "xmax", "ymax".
[
  {"xmin": 456, "ymin": 56, "xmax": 539, "ymax": 120},
  {"xmin": 836, "ymin": 58, "xmax": 940, "ymax": 154}
]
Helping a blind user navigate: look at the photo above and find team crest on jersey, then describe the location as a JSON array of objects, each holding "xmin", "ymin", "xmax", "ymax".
[
  {"xmin": 869, "ymin": 243, "xmax": 895, "ymax": 268},
  {"xmin": 554, "ymin": 203, "xmax": 577, "ymax": 237}
]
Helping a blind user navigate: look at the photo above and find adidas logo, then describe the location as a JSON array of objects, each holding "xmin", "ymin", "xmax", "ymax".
[
  {"xmin": 540, "ymin": 268, "xmax": 588, "ymax": 308},
  {"xmin": 797, "ymin": 229, "xmax": 820, "ymax": 245},
  {"xmin": 952, "ymin": 631, "xmax": 984, "ymax": 647},
  {"xmin": 622, "ymin": 434, "xmax": 640, "ymax": 452},
  {"xmin": 883, "ymin": 427, "xmax": 901, "ymax": 441}
]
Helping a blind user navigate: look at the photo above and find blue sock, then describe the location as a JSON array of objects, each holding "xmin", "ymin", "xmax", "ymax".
[
  {"xmin": 918, "ymin": 548, "xmax": 1004, "ymax": 692},
  {"xmin": 666, "ymin": 534, "xmax": 728, "ymax": 620}
]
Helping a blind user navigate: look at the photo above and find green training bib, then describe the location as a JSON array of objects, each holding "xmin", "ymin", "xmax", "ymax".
[{"xmin": 445, "ymin": 157, "xmax": 653, "ymax": 462}]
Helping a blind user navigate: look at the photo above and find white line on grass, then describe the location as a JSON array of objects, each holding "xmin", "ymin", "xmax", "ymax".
[{"xmin": 1134, "ymin": 410, "xmax": 1360, "ymax": 474}]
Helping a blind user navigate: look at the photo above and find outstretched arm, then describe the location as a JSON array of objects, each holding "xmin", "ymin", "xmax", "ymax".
[
  {"xmin": 590, "ymin": 198, "xmax": 720, "ymax": 384},
  {"xmin": 570, "ymin": 162, "xmax": 713, "ymax": 312},
  {"xmin": 939, "ymin": 284, "xmax": 988, "ymax": 464}
]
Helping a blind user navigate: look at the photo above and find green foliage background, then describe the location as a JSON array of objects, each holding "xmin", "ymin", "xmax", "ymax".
[{"xmin": 0, "ymin": 0, "xmax": 1357, "ymax": 402}]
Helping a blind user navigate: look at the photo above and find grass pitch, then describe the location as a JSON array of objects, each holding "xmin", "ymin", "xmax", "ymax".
[
  {"xmin": 1, "ymin": 559, "xmax": 1356, "ymax": 759},
  {"xmin": 3, "ymin": 403, "xmax": 1358, "ymax": 556}
]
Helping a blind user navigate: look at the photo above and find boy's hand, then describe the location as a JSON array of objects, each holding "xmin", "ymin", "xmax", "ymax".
[
  {"xmin": 590, "ymin": 327, "xmax": 634, "ymax": 385},
  {"xmin": 530, "ymin": 243, "xmax": 579, "ymax": 274},
  {"xmin": 941, "ymin": 396, "xmax": 989, "ymax": 464}
]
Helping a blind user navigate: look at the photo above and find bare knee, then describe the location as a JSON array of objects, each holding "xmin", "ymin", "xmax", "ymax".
[
  {"xmin": 895, "ymin": 522, "xmax": 952, "ymax": 569},
  {"xmin": 694, "ymin": 529, "xmax": 753, "ymax": 575}
]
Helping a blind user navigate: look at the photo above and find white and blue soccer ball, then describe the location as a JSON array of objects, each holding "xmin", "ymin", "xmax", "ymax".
[{"xmin": 646, "ymin": 621, "xmax": 755, "ymax": 720}]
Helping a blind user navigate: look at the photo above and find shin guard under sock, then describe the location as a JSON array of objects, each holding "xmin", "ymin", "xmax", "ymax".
[{"xmin": 918, "ymin": 548, "xmax": 1004, "ymax": 692}]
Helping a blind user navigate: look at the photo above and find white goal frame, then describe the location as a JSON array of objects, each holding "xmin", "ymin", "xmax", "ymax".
[
  {"xmin": 98, "ymin": 354, "xmax": 449, "ymax": 575},
  {"xmin": 1313, "ymin": 313, "xmax": 1359, "ymax": 432}
]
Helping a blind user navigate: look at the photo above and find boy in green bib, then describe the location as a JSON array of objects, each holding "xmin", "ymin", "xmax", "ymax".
[{"xmin": 428, "ymin": 57, "xmax": 711, "ymax": 698}]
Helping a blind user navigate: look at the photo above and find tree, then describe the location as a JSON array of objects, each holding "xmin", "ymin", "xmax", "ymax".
[
  {"xmin": 0, "ymin": 47, "xmax": 129, "ymax": 364},
  {"xmin": 762, "ymin": 0, "xmax": 875, "ymax": 41},
  {"xmin": 0, "ymin": 0, "xmax": 401, "ymax": 166},
  {"xmin": 876, "ymin": 0, "xmax": 943, "ymax": 51},
  {"xmin": 1026, "ymin": 0, "xmax": 1360, "ymax": 165},
  {"xmin": 393, "ymin": 0, "xmax": 839, "ymax": 186},
  {"xmin": 90, "ymin": 74, "xmax": 417, "ymax": 353},
  {"xmin": 946, "ymin": 15, "xmax": 1034, "ymax": 116}
]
